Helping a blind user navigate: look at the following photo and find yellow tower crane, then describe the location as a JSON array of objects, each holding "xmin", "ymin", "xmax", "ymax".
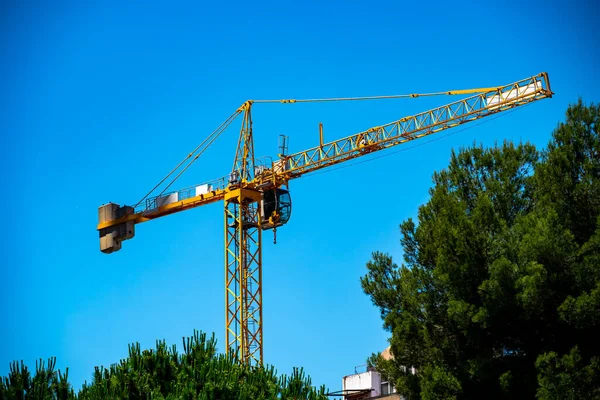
[{"xmin": 97, "ymin": 72, "xmax": 552, "ymax": 365}]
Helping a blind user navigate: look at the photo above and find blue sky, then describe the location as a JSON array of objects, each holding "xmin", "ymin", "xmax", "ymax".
[{"xmin": 1, "ymin": 0, "xmax": 598, "ymax": 393}]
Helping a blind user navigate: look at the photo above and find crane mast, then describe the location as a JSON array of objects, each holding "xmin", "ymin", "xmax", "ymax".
[
  {"xmin": 97, "ymin": 72, "xmax": 552, "ymax": 365},
  {"xmin": 225, "ymin": 102, "xmax": 264, "ymax": 363}
]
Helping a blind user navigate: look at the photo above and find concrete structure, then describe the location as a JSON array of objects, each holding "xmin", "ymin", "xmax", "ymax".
[
  {"xmin": 339, "ymin": 368, "xmax": 398, "ymax": 400},
  {"xmin": 343, "ymin": 370, "xmax": 381, "ymax": 398},
  {"xmin": 330, "ymin": 346, "xmax": 416, "ymax": 399}
]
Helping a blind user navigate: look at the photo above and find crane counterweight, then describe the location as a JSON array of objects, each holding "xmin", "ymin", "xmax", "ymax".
[{"xmin": 98, "ymin": 203, "xmax": 135, "ymax": 253}]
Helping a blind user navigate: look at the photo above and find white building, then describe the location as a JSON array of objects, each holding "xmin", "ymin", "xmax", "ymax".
[
  {"xmin": 340, "ymin": 368, "xmax": 398, "ymax": 399},
  {"xmin": 329, "ymin": 347, "xmax": 413, "ymax": 399}
]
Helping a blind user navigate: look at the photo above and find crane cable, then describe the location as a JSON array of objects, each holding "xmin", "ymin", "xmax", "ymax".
[
  {"xmin": 133, "ymin": 109, "xmax": 242, "ymax": 210},
  {"xmin": 251, "ymin": 87, "xmax": 500, "ymax": 104},
  {"xmin": 133, "ymin": 85, "xmax": 502, "ymax": 209}
]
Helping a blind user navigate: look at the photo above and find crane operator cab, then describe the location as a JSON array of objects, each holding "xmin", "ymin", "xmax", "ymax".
[{"xmin": 260, "ymin": 188, "xmax": 291, "ymax": 230}]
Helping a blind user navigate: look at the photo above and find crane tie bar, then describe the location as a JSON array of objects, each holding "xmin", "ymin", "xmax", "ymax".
[{"xmin": 251, "ymin": 87, "xmax": 501, "ymax": 104}]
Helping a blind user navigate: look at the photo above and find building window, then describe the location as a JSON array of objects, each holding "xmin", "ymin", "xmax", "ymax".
[
  {"xmin": 381, "ymin": 381, "xmax": 395, "ymax": 395},
  {"xmin": 381, "ymin": 382, "xmax": 389, "ymax": 395}
]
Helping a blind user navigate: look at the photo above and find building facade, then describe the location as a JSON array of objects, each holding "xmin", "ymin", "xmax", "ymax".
[{"xmin": 330, "ymin": 346, "xmax": 414, "ymax": 400}]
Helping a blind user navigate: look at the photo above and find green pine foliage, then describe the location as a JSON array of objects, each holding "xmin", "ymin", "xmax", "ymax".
[
  {"xmin": 0, "ymin": 331, "xmax": 327, "ymax": 399},
  {"xmin": 361, "ymin": 99, "xmax": 600, "ymax": 399}
]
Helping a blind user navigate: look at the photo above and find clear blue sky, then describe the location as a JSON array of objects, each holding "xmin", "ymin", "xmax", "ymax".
[{"xmin": 1, "ymin": 0, "xmax": 598, "ymax": 393}]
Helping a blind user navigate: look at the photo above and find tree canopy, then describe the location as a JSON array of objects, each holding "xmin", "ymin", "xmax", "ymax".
[
  {"xmin": 361, "ymin": 100, "xmax": 600, "ymax": 399},
  {"xmin": 0, "ymin": 331, "xmax": 327, "ymax": 400}
]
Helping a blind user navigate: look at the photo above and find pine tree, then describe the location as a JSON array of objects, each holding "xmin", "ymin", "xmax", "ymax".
[{"xmin": 361, "ymin": 100, "xmax": 600, "ymax": 399}]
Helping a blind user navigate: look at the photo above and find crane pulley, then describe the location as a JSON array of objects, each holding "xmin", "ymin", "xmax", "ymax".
[{"xmin": 97, "ymin": 72, "xmax": 552, "ymax": 364}]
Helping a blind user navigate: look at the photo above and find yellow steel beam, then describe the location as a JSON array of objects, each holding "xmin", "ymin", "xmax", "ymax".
[{"xmin": 96, "ymin": 187, "xmax": 227, "ymax": 230}]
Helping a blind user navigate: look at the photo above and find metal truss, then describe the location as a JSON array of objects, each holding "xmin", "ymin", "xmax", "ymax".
[
  {"xmin": 224, "ymin": 189, "xmax": 263, "ymax": 365},
  {"xmin": 279, "ymin": 73, "xmax": 552, "ymax": 178}
]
